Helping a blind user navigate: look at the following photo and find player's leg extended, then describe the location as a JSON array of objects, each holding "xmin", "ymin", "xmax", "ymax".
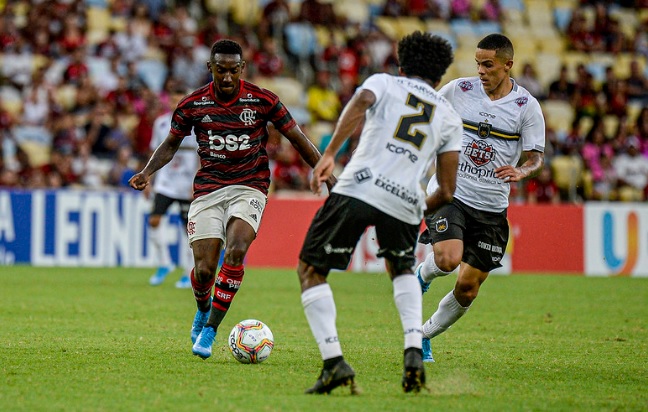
[
  {"xmin": 205, "ymin": 217, "xmax": 255, "ymax": 331},
  {"xmin": 298, "ymin": 194, "xmax": 366, "ymax": 395},
  {"xmin": 422, "ymin": 262, "xmax": 488, "ymax": 339},
  {"xmin": 190, "ymin": 237, "xmax": 221, "ymax": 354},
  {"xmin": 299, "ymin": 261, "xmax": 357, "ymax": 395},
  {"xmin": 416, "ymin": 239, "xmax": 462, "ymax": 292}
]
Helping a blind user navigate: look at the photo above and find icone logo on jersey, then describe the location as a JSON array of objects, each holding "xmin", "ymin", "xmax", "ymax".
[
  {"xmin": 459, "ymin": 81, "xmax": 473, "ymax": 92},
  {"xmin": 602, "ymin": 211, "xmax": 638, "ymax": 276},
  {"xmin": 465, "ymin": 139, "xmax": 497, "ymax": 166}
]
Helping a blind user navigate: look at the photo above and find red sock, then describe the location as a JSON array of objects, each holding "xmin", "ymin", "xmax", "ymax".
[
  {"xmin": 212, "ymin": 263, "xmax": 244, "ymax": 311},
  {"xmin": 190, "ymin": 268, "xmax": 215, "ymax": 304}
]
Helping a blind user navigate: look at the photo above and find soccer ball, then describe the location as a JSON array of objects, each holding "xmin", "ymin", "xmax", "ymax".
[{"xmin": 228, "ymin": 319, "xmax": 274, "ymax": 364}]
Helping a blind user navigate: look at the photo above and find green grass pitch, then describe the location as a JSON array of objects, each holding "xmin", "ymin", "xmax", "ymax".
[{"xmin": 1, "ymin": 266, "xmax": 646, "ymax": 411}]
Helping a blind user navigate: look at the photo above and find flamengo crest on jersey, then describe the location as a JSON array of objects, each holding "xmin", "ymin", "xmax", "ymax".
[
  {"xmin": 331, "ymin": 73, "xmax": 463, "ymax": 225},
  {"xmin": 428, "ymin": 77, "xmax": 545, "ymax": 212},
  {"xmin": 150, "ymin": 113, "xmax": 199, "ymax": 200},
  {"xmin": 170, "ymin": 80, "xmax": 296, "ymax": 198}
]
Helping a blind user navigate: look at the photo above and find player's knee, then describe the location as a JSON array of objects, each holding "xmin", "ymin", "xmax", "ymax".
[
  {"xmin": 454, "ymin": 281, "xmax": 479, "ymax": 306},
  {"xmin": 435, "ymin": 251, "xmax": 461, "ymax": 273},
  {"xmin": 223, "ymin": 244, "xmax": 248, "ymax": 266}
]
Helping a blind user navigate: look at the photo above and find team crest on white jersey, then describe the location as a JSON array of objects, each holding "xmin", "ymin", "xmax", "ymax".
[
  {"xmin": 459, "ymin": 80, "xmax": 473, "ymax": 92},
  {"xmin": 465, "ymin": 139, "xmax": 497, "ymax": 167},
  {"xmin": 240, "ymin": 108, "xmax": 256, "ymax": 126},
  {"xmin": 478, "ymin": 122, "xmax": 492, "ymax": 138},
  {"xmin": 515, "ymin": 97, "xmax": 528, "ymax": 107}
]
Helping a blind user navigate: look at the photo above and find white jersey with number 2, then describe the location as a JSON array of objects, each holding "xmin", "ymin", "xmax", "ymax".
[
  {"xmin": 150, "ymin": 112, "xmax": 199, "ymax": 201},
  {"xmin": 332, "ymin": 73, "xmax": 463, "ymax": 225},
  {"xmin": 428, "ymin": 77, "xmax": 545, "ymax": 212}
]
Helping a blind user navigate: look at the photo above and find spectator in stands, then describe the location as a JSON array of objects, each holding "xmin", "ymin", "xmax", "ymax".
[
  {"xmin": 566, "ymin": 9, "xmax": 605, "ymax": 52},
  {"xmin": 591, "ymin": 154, "xmax": 618, "ymax": 200},
  {"xmin": 548, "ymin": 65, "xmax": 575, "ymax": 101},
  {"xmin": 581, "ymin": 119, "xmax": 614, "ymax": 192},
  {"xmin": 625, "ymin": 60, "xmax": 648, "ymax": 103},
  {"xmin": 516, "ymin": 62, "xmax": 545, "ymax": 100},
  {"xmin": 272, "ymin": 140, "xmax": 311, "ymax": 192},
  {"xmin": 107, "ymin": 145, "xmax": 137, "ymax": 187},
  {"xmin": 525, "ymin": 167, "xmax": 560, "ymax": 204},
  {"xmin": 613, "ymin": 135, "xmax": 648, "ymax": 201},
  {"xmin": 451, "ymin": 0, "xmax": 472, "ymax": 20},
  {"xmin": 259, "ymin": 0, "xmax": 290, "ymax": 41},
  {"xmin": 252, "ymin": 38, "xmax": 284, "ymax": 78},
  {"xmin": 572, "ymin": 67, "xmax": 601, "ymax": 121},
  {"xmin": 306, "ymin": 69, "xmax": 342, "ymax": 123},
  {"xmin": 63, "ymin": 48, "xmax": 89, "ymax": 86},
  {"xmin": 380, "ymin": 0, "xmax": 407, "ymax": 17},
  {"xmin": 479, "ymin": 0, "xmax": 502, "ymax": 22},
  {"xmin": 634, "ymin": 106, "xmax": 648, "ymax": 157},
  {"xmin": 298, "ymin": 0, "xmax": 338, "ymax": 26}
]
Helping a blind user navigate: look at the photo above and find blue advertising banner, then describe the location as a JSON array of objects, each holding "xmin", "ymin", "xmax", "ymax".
[{"xmin": 0, "ymin": 190, "xmax": 185, "ymax": 267}]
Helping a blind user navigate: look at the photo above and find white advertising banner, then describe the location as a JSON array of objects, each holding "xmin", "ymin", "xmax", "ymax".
[{"xmin": 585, "ymin": 203, "xmax": 648, "ymax": 277}]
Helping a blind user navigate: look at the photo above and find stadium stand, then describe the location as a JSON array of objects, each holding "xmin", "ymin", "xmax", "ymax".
[{"xmin": 1, "ymin": 0, "xmax": 648, "ymax": 201}]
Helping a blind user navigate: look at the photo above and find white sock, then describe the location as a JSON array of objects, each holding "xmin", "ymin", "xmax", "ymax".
[
  {"xmin": 393, "ymin": 275, "xmax": 422, "ymax": 349},
  {"xmin": 301, "ymin": 283, "xmax": 342, "ymax": 360},
  {"xmin": 422, "ymin": 290, "xmax": 470, "ymax": 338},
  {"xmin": 419, "ymin": 250, "xmax": 455, "ymax": 283},
  {"xmin": 149, "ymin": 225, "xmax": 171, "ymax": 268}
]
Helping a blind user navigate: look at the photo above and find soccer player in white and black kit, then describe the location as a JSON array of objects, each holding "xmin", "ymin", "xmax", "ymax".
[
  {"xmin": 298, "ymin": 32, "xmax": 462, "ymax": 394},
  {"xmin": 147, "ymin": 86, "xmax": 199, "ymax": 289},
  {"xmin": 415, "ymin": 34, "xmax": 545, "ymax": 362},
  {"xmin": 130, "ymin": 39, "xmax": 333, "ymax": 360}
]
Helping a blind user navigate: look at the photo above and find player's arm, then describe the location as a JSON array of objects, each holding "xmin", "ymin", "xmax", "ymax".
[
  {"xmin": 309, "ymin": 89, "xmax": 376, "ymax": 194},
  {"xmin": 495, "ymin": 150, "xmax": 544, "ymax": 183},
  {"xmin": 129, "ymin": 133, "xmax": 184, "ymax": 190},
  {"xmin": 424, "ymin": 150, "xmax": 459, "ymax": 215}
]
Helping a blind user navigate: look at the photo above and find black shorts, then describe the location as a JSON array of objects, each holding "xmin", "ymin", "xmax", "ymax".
[
  {"xmin": 419, "ymin": 198, "xmax": 509, "ymax": 273},
  {"xmin": 299, "ymin": 193, "xmax": 419, "ymax": 275},
  {"xmin": 151, "ymin": 193, "xmax": 192, "ymax": 227}
]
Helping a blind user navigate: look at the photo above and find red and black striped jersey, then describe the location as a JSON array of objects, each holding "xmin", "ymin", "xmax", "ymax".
[{"xmin": 170, "ymin": 80, "xmax": 297, "ymax": 198}]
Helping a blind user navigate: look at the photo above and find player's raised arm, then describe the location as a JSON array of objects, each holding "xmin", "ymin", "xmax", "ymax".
[{"xmin": 129, "ymin": 133, "xmax": 184, "ymax": 191}]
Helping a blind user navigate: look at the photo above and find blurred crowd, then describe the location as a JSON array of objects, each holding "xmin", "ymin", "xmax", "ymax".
[{"xmin": 1, "ymin": 0, "xmax": 648, "ymax": 203}]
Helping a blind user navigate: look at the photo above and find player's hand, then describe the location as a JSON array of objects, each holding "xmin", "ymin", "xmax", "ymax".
[
  {"xmin": 310, "ymin": 154, "xmax": 336, "ymax": 195},
  {"xmin": 129, "ymin": 172, "xmax": 149, "ymax": 191},
  {"xmin": 495, "ymin": 165, "xmax": 526, "ymax": 183},
  {"xmin": 325, "ymin": 175, "xmax": 337, "ymax": 192}
]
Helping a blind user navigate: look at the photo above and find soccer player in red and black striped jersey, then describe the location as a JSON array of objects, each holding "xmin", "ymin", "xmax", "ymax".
[{"xmin": 129, "ymin": 39, "xmax": 334, "ymax": 360}]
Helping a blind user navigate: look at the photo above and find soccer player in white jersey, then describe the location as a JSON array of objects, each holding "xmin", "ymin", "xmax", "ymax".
[
  {"xmin": 297, "ymin": 31, "xmax": 462, "ymax": 394},
  {"xmin": 415, "ymin": 34, "xmax": 545, "ymax": 362},
  {"xmin": 147, "ymin": 86, "xmax": 199, "ymax": 288}
]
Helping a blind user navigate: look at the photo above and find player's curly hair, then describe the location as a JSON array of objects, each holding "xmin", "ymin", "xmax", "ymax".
[
  {"xmin": 398, "ymin": 31, "xmax": 453, "ymax": 84},
  {"xmin": 477, "ymin": 34, "xmax": 514, "ymax": 61},
  {"xmin": 210, "ymin": 39, "xmax": 243, "ymax": 60}
]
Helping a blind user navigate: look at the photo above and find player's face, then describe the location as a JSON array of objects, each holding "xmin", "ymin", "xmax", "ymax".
[
  {"xmin": 207, "ymin": 54, "xmax": 245, "ymax": 99},
  {"xmin": 475, "ymin": 48, "xmax": 512, "ymax": 95}
]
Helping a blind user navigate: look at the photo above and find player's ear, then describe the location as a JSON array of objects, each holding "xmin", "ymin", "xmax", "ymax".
[
  {"xmin": 206, "ymin": 61, "xmax": 212, "ymax": 71},
  {"xmin": 240, "ymin": 60, "xmax": 246, "ymax": 71}
]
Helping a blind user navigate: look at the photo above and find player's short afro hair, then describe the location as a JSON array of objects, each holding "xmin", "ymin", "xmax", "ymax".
[
  {"xmin": 210, "ymin": 39, "xmax": 243, "ymax": 60},
  {"xmin": 398, "ymin": 31, "xmax": 454, "ymax": 84}
]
